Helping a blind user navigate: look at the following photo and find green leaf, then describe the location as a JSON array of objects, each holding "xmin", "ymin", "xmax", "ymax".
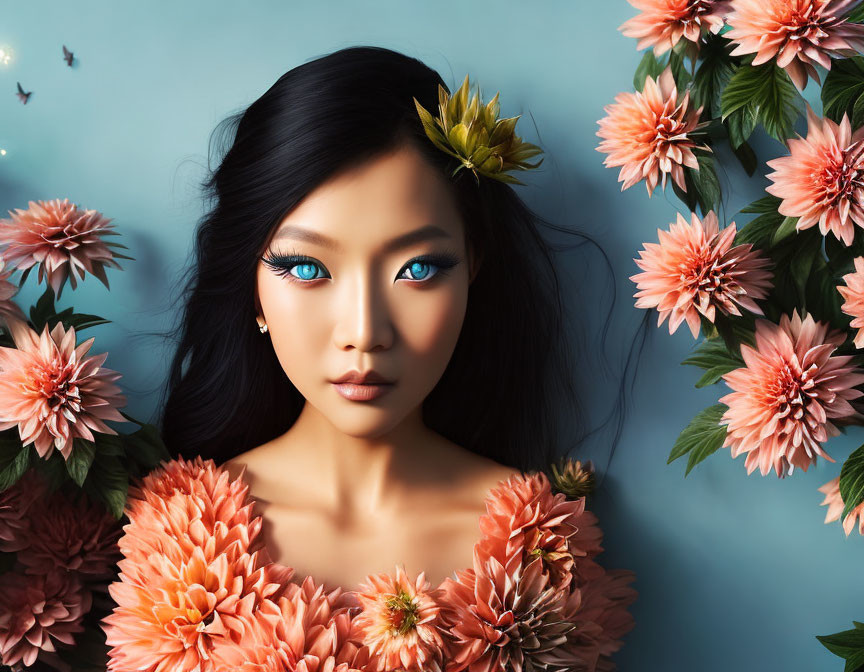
[
  {"xmin": 771, "ymin": 216, "xmax": 799, "ymax": 247},
  {"xmin": 725, "ymin": 105, "xmax": 759, "ymax": 148},
  {"xmin": 839, "ymin": 443, "xmax": 864, "ymax": 519},
  {"xmin": 682, "ymin": 338, "xmax": 745, "ymax": 388},
  {"xmin": 853, "ymin": 91, "xmax": 864, "ymax": 131},
  {"xmin": 721, "ymin": 63, "xmax": 802, "ymax": 145},
  {"xmin": 668, "ymin": 43, "xmax": 692, "ymax": 90},
  {"xmin": 822, "ymin": 57, "xmax": 864, "ymax": 123},
  {"xmin": 28, "ymin": 285, "xmax": 56, "ymax": 333},
  {"xmin": 817, "ymin": 625, "xmax": 864, "ymax": 669},
  {"xmin": 83, "ymin": 454, "xmax": 129, "ymax": 520},
  {"xmin": 735, "ymin": 210, "xmax": 785, "ymax": 247},
  {"xmin": 789, "ymin": 234, "xmax": 823, "ymax": 307},
  {"xmin": 732, "ymin": 140, "xmax": 758, "ymax": 176},
  {"xmin": 691, "ymin": 34, "xmax": 736, "ymax": 118},
  {"xmin": 740, "ymin": 194, "xmax": 783, "ymax": 215},
  {"xmin": 0, "ymin": 442, "xmax": 32, "ymax": 492},
  {"xmin": 850, "ymin": 4, "xmax": 864, "ymax": 23},
  {"xmin": 121, "ymin": 421, "xmax": 171, "ymax": 470},
  {"xmin": 667, "ymin": 404, "xmax": 729, "ymax": 475},
  {"xmin": 689, "ymin": 152, "xmax": 722, "ymax": 215},
  {"xmin": 32, "ymin": 451, "xmax": 68, "ymax": 494},
  {"xmin": 633, "ymin": 51, "xmax": 666, "ymax": 92},
  {"xmin": 65, "ymin": 439, "xmax": 96, "ymax": 487}
]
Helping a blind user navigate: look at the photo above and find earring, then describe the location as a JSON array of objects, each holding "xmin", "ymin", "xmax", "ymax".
[{"xmin": 257, "ymin": 320, "xmax": 268, "ymax": 334}]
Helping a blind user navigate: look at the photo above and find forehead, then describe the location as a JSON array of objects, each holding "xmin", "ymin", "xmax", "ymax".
[{"xmin": 270, "ymin": 144, "xmax": 464, "ymax": 253}]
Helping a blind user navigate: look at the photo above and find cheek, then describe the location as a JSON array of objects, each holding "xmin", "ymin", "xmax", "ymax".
[
  {"xmin": 395, "ymin": 283, "xmax": 469, "ymax": 369},
  {"xmin": 257, "ymin": 270, "xmax": 328, "ymax": 381}
]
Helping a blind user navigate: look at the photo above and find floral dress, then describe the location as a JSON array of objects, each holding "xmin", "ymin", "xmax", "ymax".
[{"xmin": 101, "ymin": 455, "xmax": 636, "ymax": 672}]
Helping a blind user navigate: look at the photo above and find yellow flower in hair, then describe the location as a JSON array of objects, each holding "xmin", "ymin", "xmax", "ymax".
[{"xmin": 413, "ymin": 74, "xmax": 543, "ymax": 185}]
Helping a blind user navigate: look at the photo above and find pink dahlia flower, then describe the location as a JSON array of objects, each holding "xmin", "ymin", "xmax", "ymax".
[
  {"xmin": 725, "ymin": 0, "xmax": 864, "ymax": 91},
  {"xmin": 0, "ymin": 468, "xmax": 46, "ymax": 553},
  {"xmin": 0, "ymin": 319, "xmax": 127, "ymax": 461},
  {"xmin": 0, "ymin": 257, "xmax": 25, "ymax": 329},
  {"xmin": 0, "ymin": 198, "xmax": 124, "ymax": 299},
  {"xmin": 630, "ymin": 211, "xmax": 774, "ymax": 338},
  {"xmin": 16, "ymin": 487, "xmax": 123, "ymax": 580},
  {"xmin": 818, "ymin": 476, "xmax": 864, "ymax": 536},
  {"xmin": 719, "ymin": 310, "xmax": 864, "ymax": 476},
  {"xmin": 596, "ymin": 67, "xmax": 706, "ymax": 196},
  {"xmin": 0, "ymin": 569, "xmax": 92, "ymax": 668},
  {"xmin": 620, "ymin": 0, "xmax": 731, "ymax": 54},
  {"xmin": 352, "ymin": 565, "xmax": 446, "ymax": 672},
  {"xmin": 766, "ymin": 106, "xmax": 864, "ymax": 246},
  {"xmin": 839, "ymin": 256, "xmax": 864, "ymax": 348},
  {"xmin": 102, "ymin": 456, "xmax": 296, "ymax": 672}
]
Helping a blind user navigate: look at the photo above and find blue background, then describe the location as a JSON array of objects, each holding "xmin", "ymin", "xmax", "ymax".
[{"xmin": 1, "ymin": 2, "xmax": 861, "ymax": 670}]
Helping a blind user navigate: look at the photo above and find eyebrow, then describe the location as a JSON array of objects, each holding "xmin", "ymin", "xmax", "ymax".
[{"xmin": 271, "ymin": 223, "xmax": 453, "ymax": 253}]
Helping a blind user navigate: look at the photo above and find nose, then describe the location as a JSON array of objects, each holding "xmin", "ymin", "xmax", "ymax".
[{"xmin": 332, "ymin": 268, "xmax": 393, "ymax": 352}]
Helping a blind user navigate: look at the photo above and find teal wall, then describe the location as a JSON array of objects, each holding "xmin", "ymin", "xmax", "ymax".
[{"xmin": 1, "ymin": 1, "xmax": 861, "ymax": 669}]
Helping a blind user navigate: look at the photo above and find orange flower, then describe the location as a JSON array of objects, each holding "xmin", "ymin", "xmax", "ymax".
[
  {"xmin": 839, "ymin": 256, "xmax": 864, "ymax": 348},
  {"xmin": 719, "ymin": 310, "xmax": 864, "ymax": 477},
  {"xmin": 620, "ymin": 0, "xmax": 730, "ymax": 54},
  {"xmin": 0, "ymin": 198, "xmax": 125, "ymax": 299},
  {"xmin": 0, "ymin": 319, "xmax": 127, "ymax": 461},
  {"xmin": 352, "ymin": 565, "xmax": 446, "ymax": 672},
  {"xmin": 818, "ymin": 476, "xmax": 864, "ymax": 536},
  {"xmin": 725, "ymin": 0, "xmax": 864, "ymax": 90},
  {"xmin": 478, "ymin": 470, "xmax": 601, "ymax": 592},
  {"xmin": 0, "ymin": 569, "xmax": 92, "ymax": 668},
  {"xmin": 766, "ymin": 106, "xmax": 864, "ymax": 246},
  {"xmin": 101, "ymin": 456, "xmax": 295, "ymax": 672},
  {"xmin": 630, "ymin": 211, "xmax": 773, "ymax": 338},
  {"xmin": 210, "ymin": 576, "xmax": 370, "ymax": 672}
]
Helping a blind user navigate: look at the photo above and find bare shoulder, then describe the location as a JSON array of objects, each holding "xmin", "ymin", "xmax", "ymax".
[{"xmin": 426, "ymin": 436, "xmax": 524, "ymax": 505}]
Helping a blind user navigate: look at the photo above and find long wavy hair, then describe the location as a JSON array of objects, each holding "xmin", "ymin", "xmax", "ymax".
[{"xmin": 157, "ymin": 45, "xmax": 647, "ymax": 475}]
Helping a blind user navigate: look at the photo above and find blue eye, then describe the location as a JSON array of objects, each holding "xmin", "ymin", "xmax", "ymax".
[{"xmin": 261, "ymin": 251, "xmax": 461, "ymax": 285}]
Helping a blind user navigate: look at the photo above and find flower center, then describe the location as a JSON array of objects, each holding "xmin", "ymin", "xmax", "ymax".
[
  {"xmin": 787, "ymin": 7, "xmax": 829, "ymax": 43},
  {"xmin": 33, "ymin": 362, "xmax": 81, "ymax": 413},
  {"xmin": 819, "ymin": 143, "xmax": 864, "ymax": 209},
  {"xmin": 384, "ymin": 589, "xmax": 420, "ymax": 636},
  {"xmin": 773, "ymin": 361, "xmax": 818, "ymax": 421}
]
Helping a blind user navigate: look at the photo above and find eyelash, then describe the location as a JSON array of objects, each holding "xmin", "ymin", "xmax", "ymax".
[{"xmin": 260, "ymin": 248, "xmax": 462, "ymax": 286}]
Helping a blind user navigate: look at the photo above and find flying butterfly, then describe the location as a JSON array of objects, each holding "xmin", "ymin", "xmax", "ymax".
[
  {"xmin": 16, "ymin": 82, "xmax": 31, "ymax": 104},
  {"xmin": 62, "ymin": 45, "xmax": 74, "ymax": 66}
]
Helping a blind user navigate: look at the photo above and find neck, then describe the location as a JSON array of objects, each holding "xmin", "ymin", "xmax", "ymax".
[{"xmin": 279, "ymin": 401, "xmax": 436, "ymax": 524}]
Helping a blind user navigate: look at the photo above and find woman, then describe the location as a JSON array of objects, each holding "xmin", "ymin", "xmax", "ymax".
[{"xmin": 102, "ymin": 45, "xmax": 637, "ymax": 672}]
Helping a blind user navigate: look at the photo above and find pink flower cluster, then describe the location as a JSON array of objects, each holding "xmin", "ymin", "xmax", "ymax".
[
  {"xmin": 102, "ymin": 456, "xmax": 636, "ymax": 672},
  {"xmin": 619, "ymin": 0, "xmax": 864, "ymax": 91},
  {"xmin": 0, "ymin": 469, "xmax": 123, "ymax": 668}
]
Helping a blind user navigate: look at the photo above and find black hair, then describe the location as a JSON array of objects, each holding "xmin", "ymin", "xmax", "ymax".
[{"xmin": 155, "ymin": 45, "xmax": 649, "ymax": 476}]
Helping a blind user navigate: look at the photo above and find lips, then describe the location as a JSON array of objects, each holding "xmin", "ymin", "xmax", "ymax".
[
  {"xmin": 332, "ymin": 381, "xmax": 393, "ymax": 401},
  {"xmin": 330, "ymin": 370, "xmax": 394, "ymax": 385}
]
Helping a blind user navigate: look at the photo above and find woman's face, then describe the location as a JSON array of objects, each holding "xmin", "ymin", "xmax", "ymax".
[{"xmin": 255, "ymin": 143, "xmax": 478, "ymax": 438}]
